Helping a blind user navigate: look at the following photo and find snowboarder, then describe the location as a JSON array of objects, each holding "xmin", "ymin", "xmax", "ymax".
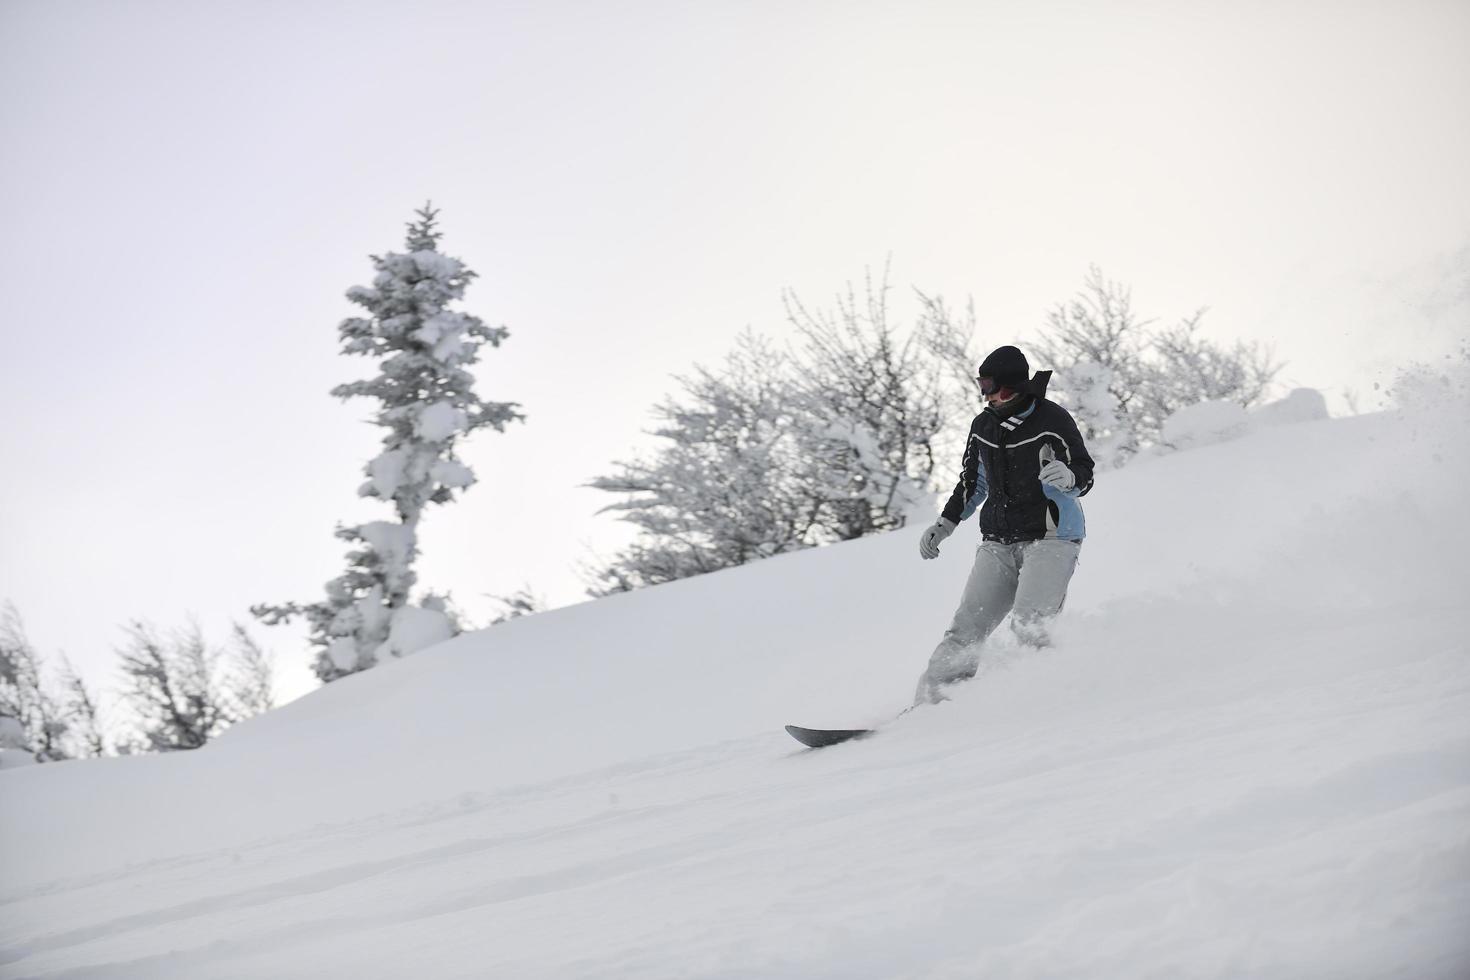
[{"xmin": 914, "ymin": 345, "xmax": 1095, "ymax": 704}]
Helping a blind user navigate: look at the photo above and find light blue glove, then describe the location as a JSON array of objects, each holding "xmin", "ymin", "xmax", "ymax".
[{"xmin": 918, "ymin": 518, "xmax": 957, "ymax": 560}]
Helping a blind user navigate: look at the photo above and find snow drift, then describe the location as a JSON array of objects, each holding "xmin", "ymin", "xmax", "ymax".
[{"xmin": 2, "ymin": 389, "xmax": 1468, "ymax": 978}]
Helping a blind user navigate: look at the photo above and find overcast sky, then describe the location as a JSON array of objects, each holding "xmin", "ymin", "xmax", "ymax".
[{"xmin": 2, "ymin": 0, "xmax": 1467, "ymax": 704}]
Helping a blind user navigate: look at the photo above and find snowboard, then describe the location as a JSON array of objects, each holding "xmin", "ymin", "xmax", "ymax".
[{"xmin": 784, "ymin": 724, "xmax": 874, "ymax": 749}]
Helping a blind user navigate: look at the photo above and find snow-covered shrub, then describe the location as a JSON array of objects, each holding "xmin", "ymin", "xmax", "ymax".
[
  {"xmin": 589, "ymin": 333, "xmax": 825, "ymax": 593},
  {"xmin": 1055, "ymin": 358, "xmax": 1130, "ymax": 466},
  {"xmin": 0, "ymin": 604, "xmax": 74, "ymax": 762},
  {"xmin": 488, "ymin": 588, "xmax": 543, "ymax": 625},
  {"xmin": 115, "ymin": 621, "xmax": 275, "ymax": 752},
  {"xmin": 54, "ymin": 657, "xmax": 105, "ymax": 758},
  {"xmin": 590, "ymin": 275, "xmax": 975, "ymax": 594},
  {"xmin": 783, "ymin": 272, "xmax": 971, "ymax": 540},
  {"xmin": 1032, "ymin": 267, "xmax": 1281, "ymax": 466},
  {"xmin": 225, "ymin": 624, "xmax": 275, "ymax": 720},
  {"xmin": 254, "ymin": 205, "xmax": 521, "ymax": 681},
  {"xmin": 117, "ymin": 623, "xmax": 231, "ymax": 752}
]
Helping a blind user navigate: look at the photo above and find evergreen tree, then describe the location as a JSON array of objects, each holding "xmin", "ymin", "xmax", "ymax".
[{"xmin": 255, "ymin": 205, "xmax": 522, "ymax": 680}]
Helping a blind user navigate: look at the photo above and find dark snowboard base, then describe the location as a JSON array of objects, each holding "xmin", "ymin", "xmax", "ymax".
[{"xmin": 784, "ymin": 725, "xmax": 874, "ymax": 749}]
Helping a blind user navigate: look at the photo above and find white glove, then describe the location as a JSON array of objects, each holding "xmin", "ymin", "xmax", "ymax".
[
  {"xmin": 1039, "ymin": 459, "xmax": 1075, "ymax": 491},
  {"xmin": 918, "ymin": 518, "xmax": 957, "ymax": 560}
]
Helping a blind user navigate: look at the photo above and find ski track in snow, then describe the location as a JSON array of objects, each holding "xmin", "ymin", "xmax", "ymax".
[{"xmin": 3, "ymin": 408, "xmax": 1470, "ymax": 978}]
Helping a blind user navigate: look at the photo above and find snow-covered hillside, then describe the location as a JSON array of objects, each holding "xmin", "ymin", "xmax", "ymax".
[{"xmin": 3, "ymin": 395, "xmax": 1469, "ymax": 979}]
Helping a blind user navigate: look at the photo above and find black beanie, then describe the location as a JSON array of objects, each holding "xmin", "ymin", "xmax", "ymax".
[{"xmin": 978, "ymin": 345, "xmax": 1030, "ymax": 389}]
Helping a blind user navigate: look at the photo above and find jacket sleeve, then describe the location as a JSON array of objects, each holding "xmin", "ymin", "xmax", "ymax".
[
  {"xmin": 1056, "ymin": 406, "xmax": 1095, "ymax": 497},
  {"xmin": 940, "ymin": 417, "xmax": 989, "ymax": 523}
]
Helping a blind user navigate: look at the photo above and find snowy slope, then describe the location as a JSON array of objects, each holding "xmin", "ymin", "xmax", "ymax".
[{"xmin": 3, "ymin": 398, "xmax": 1469, "ymax": 979}]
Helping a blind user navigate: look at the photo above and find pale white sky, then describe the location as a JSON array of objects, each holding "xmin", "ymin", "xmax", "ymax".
[{"xmin": 2, "ymin": 0, "xmax": 1467, "ymax": 704}]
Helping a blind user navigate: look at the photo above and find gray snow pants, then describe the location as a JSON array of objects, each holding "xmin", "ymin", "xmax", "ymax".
[{"xmin": 915, "ymin": 538, "xmax": 1082, "ymax": 705}]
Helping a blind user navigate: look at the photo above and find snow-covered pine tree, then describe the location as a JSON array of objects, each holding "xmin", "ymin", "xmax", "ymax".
[{"xmin": 255, "ymin": 205, "xmax": 521, "ymax": 681}]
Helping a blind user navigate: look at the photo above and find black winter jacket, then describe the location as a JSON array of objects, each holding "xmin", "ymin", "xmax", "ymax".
[{"xmin": 940, "ymin": 379, "xmax": 1096, "ymax": 543}]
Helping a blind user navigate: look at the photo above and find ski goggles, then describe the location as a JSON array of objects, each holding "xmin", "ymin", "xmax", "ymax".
[{"xmin": 975, "ymin": 376, "xmax": 1000, "ymax": 396}]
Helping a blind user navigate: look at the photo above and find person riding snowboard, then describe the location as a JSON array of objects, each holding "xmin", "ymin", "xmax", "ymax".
[{"xmin": 914, "ymin": 345, "xmax": 1095, "ymax": 704}]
